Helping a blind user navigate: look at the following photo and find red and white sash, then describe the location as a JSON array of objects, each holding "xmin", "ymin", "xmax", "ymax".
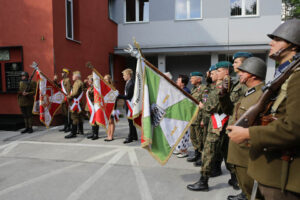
[
  {"xmin": 211, "ymin": 113, "xmax": 229, "ymax": 129},
  {"xmin": 86, "ymin": 88, "xmax": 95, "ymax": 124},
  {"xmin": 70, "ymin": 92, "xmax": 83, "ymax": 112},
  {"xmin": 126, "ymin": 100, "xmax": 133, "ymax": 118}
]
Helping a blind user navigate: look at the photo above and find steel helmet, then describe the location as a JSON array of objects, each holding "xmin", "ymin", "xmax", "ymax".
[{"xmin": 238, "ymin": 57, "xmax": 267, "ymax": 80}]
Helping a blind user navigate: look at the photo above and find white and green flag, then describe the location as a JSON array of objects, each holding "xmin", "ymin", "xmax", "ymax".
[{"xmin": 141, "ymin": 62, "xmax": 199, "ymax": 165}]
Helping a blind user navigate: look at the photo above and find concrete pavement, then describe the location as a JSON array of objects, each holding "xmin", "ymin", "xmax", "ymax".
[{"xmin": 0, "ymin": 118, "xmax": 240, "ymax": 200}]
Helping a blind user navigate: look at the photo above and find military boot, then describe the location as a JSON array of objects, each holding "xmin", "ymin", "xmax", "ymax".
[
  {"xmin": 91, "ymin": 126, "xmax": 99, "ymax": 140},
  {"xmin": 87, "ymin": 128, "xmax": 94, "ymax": 139},
  {"xmin": 187, "ymin": 176, "xmax": 209, "ymax": 191},
  {"xmin": 27, "ymin": 118, "xmax": 33, "ymax": 133},
  {"xmin": 65, "ymin": 119, "xmax": 72, "ymax": 132},
  {"xmin": 59, "ymin": 120, "xmax": 68, "ymax": 132},
  {"xmin": 194, "ymin": 156, "xmax": 202, "ymax": 167},
  {"xmin": 78, "ymin": 122, "xmax": 84, "ymax": 135},
  {"xmin": 228, "ymin": 173, "xmax": 240, "ymax": 190},
  {"xmin": 227, "ymin": 192, "xmax": 247, "ymax": 200},
  {"xmin": 210, "ymin": 161, "xmax": 222, "ymax": 177},
  {"xmin": 187, "ymin": 150, "xmax": 201, "ymax": 162},
  {"xmin": 65, "ymin": 124, "xmax": 77, "ymax": 139}
]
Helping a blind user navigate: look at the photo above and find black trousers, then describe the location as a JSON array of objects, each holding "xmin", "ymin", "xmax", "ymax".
[{"xmin": 127, "ymin": 119, "xmax": 137, "ymax": 140}]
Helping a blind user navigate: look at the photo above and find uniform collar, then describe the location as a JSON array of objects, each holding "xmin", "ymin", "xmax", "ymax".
[
  {"xmin": 245, "ymin": 82, "xmax": 264, "ymax": 97},
  {"xmin": 274, "ymin": 60, "xmax": 291, "ymax": 78}
]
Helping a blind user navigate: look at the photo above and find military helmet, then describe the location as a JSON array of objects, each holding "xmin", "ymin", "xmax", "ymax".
[
  {"xmin": 238, "ymin": 57, "xmax": 267, "ymax": 80},
  {"xmin": 21, "ymin": 71, "xmax": 29, "ymax": 77},
  {"xmin": 267, "ymin": 19, "xmax": 300, "ymax": 46}
]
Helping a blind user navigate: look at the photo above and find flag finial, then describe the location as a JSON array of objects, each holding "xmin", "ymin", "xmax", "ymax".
[{"xmin": 86, "ymin": 61, "xmax": 94, "ymax": 69}]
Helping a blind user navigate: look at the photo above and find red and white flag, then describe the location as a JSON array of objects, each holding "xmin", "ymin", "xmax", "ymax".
[
  {"xmin": 93, "ymin": 71, "xmax": 119, "ymax": 130},
  {"xmin": 33, "ymin": 70, "xmax": 65, "ymax": 128},
  {"xmin": 211, "ymin": 113, "xmax": 229, "ymax": 129}
]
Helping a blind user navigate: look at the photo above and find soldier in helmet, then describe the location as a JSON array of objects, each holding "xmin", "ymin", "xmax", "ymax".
[
  {"xmin": 54, "ymin": 68, "xmax": 72, "ymax": 133},
  {"xmin": 65, "ymin": 71, "xmax": 84, "ymax": 139},
  {"xmin": 228, "ymin": 19, "xmax": 300, "ymax": 200},
  {"xmin": 225, "ymin": 57, "xmax": 266, "ymax": 200},
  {"xmin": 18, "ymin": 71, "xmax": 37, "ymax": 133}
]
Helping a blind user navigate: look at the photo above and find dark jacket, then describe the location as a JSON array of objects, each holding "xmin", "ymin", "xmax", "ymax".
[{"xmin": 118, "ymin": 78, "xmax": 134, "ymax": 111}]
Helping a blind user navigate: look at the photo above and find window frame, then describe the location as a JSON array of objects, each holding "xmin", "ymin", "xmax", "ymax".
[
  {"xmin": 124, "ymin": 0, "xmax": 150, "ymax": 24},
  {"xmin": 230, "ymin": 0, "xmax": 260, "ymax": 18},
  {"xmin": 175, "ymin": 0, "xmax": 203, "ymax": 21},
  {"xmin": 65, "ymin": 0, "xmax": 74, "ymax": 40}
]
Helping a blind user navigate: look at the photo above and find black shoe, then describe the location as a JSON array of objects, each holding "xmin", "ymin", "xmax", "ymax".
[
  {"xmin": 64, "ymin": 126, "xmax": 71, "ymax": 133},
  {"xmin": 187, "ymin": 150, "xmax": 201, "ymax": 162},
  {"xmin": 87, "ymin": 134, "xmax": 94, "ymax": 139},
  {"xmin": 187, "ymin": 176, "xmax": 209, "ymax": 191},
  {"xmin": 65, "ymin": 133, "xmax": 76, "ymax": 139},
  {"xmin": 27, "ymin": 128, "xmax": 33, "ymax": 134},
  {"xmin": 227, "ymin": 192, "xmax": 247, "ymax": 200},
  {"xmin": 21, "ymin": 128, "xmax": 28, "ymax": 134},
  {"xmin": 228, "ymin": 173, "xmax": 240, "ymax": 190},
  {"xmin": 193, "ymin": 158, "xmax": 202, "ymax": 167},
  {"xmin": 123, "ymin": 138, "xmax": 133, "ymax": 144},
  {"xmin": 91, "ymin": 135, "xmax": 99, "ymax": 140}
]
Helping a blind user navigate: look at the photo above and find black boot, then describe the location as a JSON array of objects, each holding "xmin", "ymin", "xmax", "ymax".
[
  {"xmin": 87, "ymin": 129, "xmax": 94, "ymax": 139},
  {"xmin": 64, "ymin": 124, "xmax": 71, "ymax": 132},
  {"xmin": 210, "ymin": 161, "xmax": 222, "ymax": 177},
  {"xmin": 187, "ymin": 150, "xmax": 201, "ymax": 162},
  {"xmin": 227, "ymin": 192, "xmax": 247, "ymax": 200},
  {"xmin": 65, "ymin": 124, "xmax": 77, "ymax": 139},
  {"xmin": 187, "ymin": 176, "xmax": 209, "ymax": 191},
  {"xmin": 27, "ymin": 128, "xmax": 33, "ymax": 134},
  {"xmin": 21, "ymin": 128, "xmax": 28, "ymax": 134},
  {"xmin": 194, "ymin": 157, "xmax": 202, "ymax": 167},
  {"xmin": 228, "ymin": 173, "xmax": 240, "ymax": 190},
  {"xmin": 59, "ymin": 120, "xmax": 67, "ymax": 132},
  {"xmin": 91, "ymin": 126, "xmax": 99, "ymax": 140},
  {"xmin": 78, "ymin": 122, "xmax": 84, "ymax": 135}
]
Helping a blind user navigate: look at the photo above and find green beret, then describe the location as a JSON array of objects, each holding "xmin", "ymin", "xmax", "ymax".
[
  {"xmin": 233, "ymin": 52, "xmax": 253, "ymax": 60},
  {"xmin": 190, "ymin": 72, "xmax": 203, "ymax": 77},
  {"xmin": 209, "ymin": 65, "xmax": 217, "ymax": 72},
  {"xmin": 216, "ymin": 61, "xmax": 232, "ymax": 69}
]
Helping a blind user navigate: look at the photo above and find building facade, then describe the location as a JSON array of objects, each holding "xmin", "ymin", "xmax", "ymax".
[
  {"xmin": 111, "ymin": 0, "xmax": 281, "ymax": 82},
  {"xmin": 0, "ymin": 0, "xmax": 121, "ymax": 128}
]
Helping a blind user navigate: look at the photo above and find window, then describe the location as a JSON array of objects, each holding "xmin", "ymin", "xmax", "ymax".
[
  {"xmin": 230, "ymin": 0, "xmax": 258, "ymax": 17},
  {"xmin": 175, "ymin": 0, "xmax": 202, "ymax": 20},
  {"xmin": 125, "ymin": 0, "xmax": 149, "ymax": 23},
  {"xmin": 65, "ymin": 0, "xmax": 74, "ymax": 39}
]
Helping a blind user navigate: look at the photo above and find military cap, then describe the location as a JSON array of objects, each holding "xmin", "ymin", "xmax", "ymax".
[
  {"xmin": 190, "ymin": 72, "xmax": 203, "ymax": 77},
  {"xmin": 216, "ymin": 61, "xmax": 232, "ymax": 69},
  {"xmin": 73, "ymin": 71, "xmax": 81, "ymax": 76},
  {"xmin": 87, "ymin": 74, "xmax": 93, "ymax": 79},
  {"xmin": 21, "ymin": 71, "xmax": 29, "ymax": 77},
  {"xmin": 233, "ymin": 52, "xmax": 253, "ymax": 60},
  {"xmin": 62, "ymin": 68, "xmax": 70, "ymax": 74},
  {"xmin": 209, "ymin": 65, "xmax": 217, "ymax": 72},
  {"xmin": 267, "ymin": 19, "xmax": 300, "ymax": 46}
]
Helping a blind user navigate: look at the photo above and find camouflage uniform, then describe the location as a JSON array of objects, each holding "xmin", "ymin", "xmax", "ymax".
[
  {"xmin": 190, "ymin": 84, "xmax": 205, "ymax": 153},
  {"xmin": 201, "ymin": 82, "xmax": 222, "ymax": 177}
]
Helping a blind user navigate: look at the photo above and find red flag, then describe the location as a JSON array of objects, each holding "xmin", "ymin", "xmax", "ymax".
[
  {"xmin": 93, "ymin": 72, "xmax": 119, "ymax": 130},
  {"xmin": 33, "ymin": 71, "xmax": 65, "ymax": 127}
]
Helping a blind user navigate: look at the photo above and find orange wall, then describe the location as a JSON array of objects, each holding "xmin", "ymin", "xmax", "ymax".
[
  {"xmin": 52, "ymin": 0, "xmax": 118, "ymax": 81},
  {"xmin": 0, "ymin": 0, "xmax": 54, "ymax": 114}
]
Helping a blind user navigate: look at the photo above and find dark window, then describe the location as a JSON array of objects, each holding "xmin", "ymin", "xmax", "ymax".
[
  {"xmin": 66, "ymin": 0, "xmax": 74, "ymax": 39},
  {"xmin": 126, "ymin": 0, "xmax": 136, "ymax": 22},
  {"xmin": 230, "ymin": 0, "xmax": 257, "ymax": 16},
  {"xmin": 5, "ymin": 62, "xmax": 23, "ymax": 92}
]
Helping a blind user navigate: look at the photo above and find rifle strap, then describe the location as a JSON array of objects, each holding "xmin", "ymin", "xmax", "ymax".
[{"xmin": 271, "ymin": 67, "xmax": 300, "ymax": 113}]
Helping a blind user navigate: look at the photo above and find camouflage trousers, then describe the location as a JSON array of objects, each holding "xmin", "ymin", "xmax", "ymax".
[
  {"xmin": 200, "ymin": 130, "xmax": 220, "ymax": 177},
  {"xmin": 190, "ymin": 125, "xmax": 204, "ymax": 152}
]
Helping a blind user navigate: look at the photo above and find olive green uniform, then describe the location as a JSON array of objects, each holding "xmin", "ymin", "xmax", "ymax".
[
  {"xmin": 248, "ymin": 69, "xmax": 300, "ymax": 198},
  {"xmin": 60, "ymin": 78, "xmax": 71, "ymax": 116},
  {"xmin": 226, "ymin": 83, "xmax": 264, "ymax": 199},
  {"xmin": 190, "ymin": 84, "xmax": 205, "ymax": 153},
  {"xmin": 18, "ymin": 80, "xmax": 37, "ymax": 129},
  {"xmin": 69, "ymin": 79, "xmax": 84, "ymax": 125}
]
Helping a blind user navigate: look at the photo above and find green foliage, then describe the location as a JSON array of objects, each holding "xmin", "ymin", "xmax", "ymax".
[{"xmin": 282, "ymin": 0, "xmax": 300, "ymax": 20}]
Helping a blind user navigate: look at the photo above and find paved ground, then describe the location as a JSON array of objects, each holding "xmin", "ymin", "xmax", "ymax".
[{"xmin": 0, "ymin": 118, "xmax": 240, "ymax": 200}]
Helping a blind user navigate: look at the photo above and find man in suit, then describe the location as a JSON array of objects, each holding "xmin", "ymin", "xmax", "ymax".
[{"xmin": 118, "ymin": 68, "xmax": 138, "ymax": 144}]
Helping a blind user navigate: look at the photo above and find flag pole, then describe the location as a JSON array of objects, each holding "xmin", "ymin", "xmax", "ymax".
[
  {"xmin": 85, "ymin": 62, "xmax": 117, "ymax": 91},
  {"xmin": 132, "ymin": 40, "xmax": 199, "ymax": 105}
]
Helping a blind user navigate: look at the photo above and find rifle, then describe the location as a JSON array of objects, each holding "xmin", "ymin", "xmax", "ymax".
[
  {"xmin": 23, "ymin": 62, "xmax": 38, "ymax": 93},
  {"xmin": 234, "ymin": 53, "xmax": 300, "ymax": 128}
]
